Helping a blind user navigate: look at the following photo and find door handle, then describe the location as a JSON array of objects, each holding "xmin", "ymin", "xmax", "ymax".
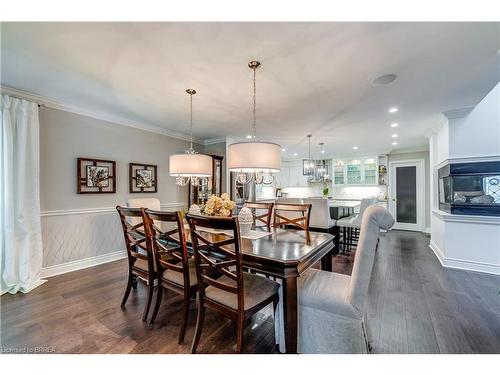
[{"xmin": 392, "ymin": 198, "xmax": 396, "ymax": 201}]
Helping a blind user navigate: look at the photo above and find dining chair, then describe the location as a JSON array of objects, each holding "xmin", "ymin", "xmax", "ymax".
[
  {"xmin": 185, "ymin": 214, "xmax": 280, "ymax": 353},
  {"xmin": 302, "ymin": 198, "xmax": 335, "ymax": 234},
  {"xmin": 244, "ymin": 201, "xmax": 274, "ymax": 231},
  {"xmin": 126, "ymin": 198, "xmax": 161, "ymax": 225},
  {"xmin": 142, "ymin": 209, "xmax": 198, "ymax": 344},
  {"xmin": 336, "ymin": 197, "xmax": 377, "ymax": 250},
  {"xmin": 273, "ymin": 203, "xmax": 312, "ymax": 231},
  {"xmin": 116, "ymin": 206, "xmax": 156, "ymax": 322},
  {"xmin": 275, "ymin": 206, "xmax": 394, "ymax": 353}
]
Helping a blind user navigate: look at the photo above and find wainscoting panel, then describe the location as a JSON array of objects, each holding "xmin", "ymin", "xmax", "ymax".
[{"xmin": 40, "ymin": 203, "xmax": 186, "ymax": 276}]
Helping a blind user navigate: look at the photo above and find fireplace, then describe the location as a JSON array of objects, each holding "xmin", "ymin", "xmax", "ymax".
[{"xmin": 438, "ymin": 161, "xmax": 500, "ymax": 216}]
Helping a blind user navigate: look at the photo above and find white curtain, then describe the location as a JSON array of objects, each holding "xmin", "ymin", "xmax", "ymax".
[{"xmin": 1, "ymin": 95, "xmax": 45, "ymax": 294}]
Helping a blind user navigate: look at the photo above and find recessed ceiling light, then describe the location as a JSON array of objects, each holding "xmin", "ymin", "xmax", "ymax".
[
  {"xmin": 388, "ymin": 107, "xmax": 398, "ymax": 113},
  {"xmin": 352, "ymin": 146, "xmax": 358, "ymax": 150},
  {"xmin": 392, "ymin": 134, "xmax": 398, "ymax": 138},
  {"xmin": 321, "ymin": 150, "xmax": 325, "ymax": 154},
  {"xmin": 371, "ymin": 74, "xmax": 397, "ymax": 86},
  {"xmin": 293, "ymin": 152, "xmax": 298, "ymax": 156},
  {"xmin": 281, "ymin": 148, "xmax": 286, "ymax": 152},
  {"xmin": 391, "ymin": 122, "xmax": 399, "ymax": 128},
  {"xmin": 392, "ymin": 142, "xmax": 398, "ymax": 146},
  {"xmin": 246, "ymin": 135, "xmax": 253, "ymax": 139}
]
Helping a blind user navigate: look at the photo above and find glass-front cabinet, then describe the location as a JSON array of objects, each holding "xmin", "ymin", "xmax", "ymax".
[
  {"xmin": 363, "ymin": 160, "xmax": 377, "ymax": 184},
  {"xmin": 438, "ymin": 161, "xmax": 500, "ymax": 216},
  {"xmin": 333, "ymin": 157, "xmax": 379, "ymax": 185},
  {"xmin": 334, "ymin": 163, "xmax": 345, "ymax": 185}
]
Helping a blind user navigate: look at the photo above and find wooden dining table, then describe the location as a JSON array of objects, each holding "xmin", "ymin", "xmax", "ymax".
[{"xmin": 181, "ymin": 226, "xmax": 335, "ymax": 353}]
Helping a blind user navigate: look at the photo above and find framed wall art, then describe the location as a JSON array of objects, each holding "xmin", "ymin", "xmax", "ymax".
[
  {"xmin": 77, "ymin": 157, "xmax": 116, "ymax": 194},
  {"xmin": 129, "ymin": 163, "xmax": 157, "ymax": 193}
]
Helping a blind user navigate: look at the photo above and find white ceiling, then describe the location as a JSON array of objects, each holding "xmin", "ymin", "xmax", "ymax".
[{"xmin": 1, "ymin": 22, "xmax": 499, "ymax": 159}]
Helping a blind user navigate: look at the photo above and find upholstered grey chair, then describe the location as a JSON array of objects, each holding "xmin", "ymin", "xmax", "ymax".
[
  {"xmin": 336, "ymin": 197, "xmax": 377, "ymax": 250},
  {"xmin": 275, "ymin": 205, "xmax": 394, "ymax": 353},
  {"xmin": 302, "ymin": 198, "xmax": 335, "ymax": 233}
]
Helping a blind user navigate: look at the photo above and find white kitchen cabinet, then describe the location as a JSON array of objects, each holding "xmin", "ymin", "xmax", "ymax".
[
  {"xmin": 275, "ymin": 166, "xmax": 289, "ymax": 187},
  {"xmin": 333, "ymin": 157, "xmax": 379, "ymax": 186}
]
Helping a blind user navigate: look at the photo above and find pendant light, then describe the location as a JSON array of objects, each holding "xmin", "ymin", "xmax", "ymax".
[
  {"xmin": 303, "ymin": 134, "xmax": 315, "ymax": 176},
  {"xmin": 317, "ymin": 143, "xmax": 328, "ymax": 179},
  {"xmin": 169, "ymin": 89, "xmax": 212, "ymax": 186},
  {"xmin": 227, "ymin": 61, "xmax": 281, "ymax": 184}
]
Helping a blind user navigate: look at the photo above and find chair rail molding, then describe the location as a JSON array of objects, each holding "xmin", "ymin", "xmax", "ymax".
[{"xmin": 40, "ymin": 203, "xmax": 187, "ymax": 217}]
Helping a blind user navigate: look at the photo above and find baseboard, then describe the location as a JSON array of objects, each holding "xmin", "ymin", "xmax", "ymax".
[
  {"xmin": 428, "ymin": 240, "xmax": 445, "ymax": 266},
  {"xmin": 443, "ymin": 258, "xmax": 500, "ymax": 275},
  {"xmin": 428, "ymin": 240, "xmax": 499, "ymax": 275},
  {"xmin": 41, "ymin": 250, "xmax": 127, "ymax": 278}
]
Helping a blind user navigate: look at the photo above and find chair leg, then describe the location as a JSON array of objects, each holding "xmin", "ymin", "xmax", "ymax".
[
  {"xmin": 236, "ymin": 315, "xmax": 245, "ymax": 353},
  {"xmin": 178, "ymin": 290, "xmax": 192, "ymax": 344},
  {"xmin": 142, "ymin": 278, "xmax": 154, "ymax": 322},
  {"xmin": 149, "ymin": 285, "xmax": 163, "ymax": 326},
  {"xmin": 131, "ymin": 274, "xmax": 138, "ymax": 289},
  {"xmin": 121, "ymin": 272, "xmax": 133, "ymax": 309},
  {"xmin": 191, "ymin": 299, "xmax": 206, "ymax": 353}
]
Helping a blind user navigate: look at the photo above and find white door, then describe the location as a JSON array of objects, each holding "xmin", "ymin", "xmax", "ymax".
[{"xmin": 388, "ymin": 160, "xmax": 425, "ymax": 231}]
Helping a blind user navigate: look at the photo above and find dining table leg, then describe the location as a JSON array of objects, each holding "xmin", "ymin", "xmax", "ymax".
[
  {"xmin": 282, "ymin": 276, "xmax": 298, "ymax": 353},
  {"xmin": 332, "ymin": 225, "xmax": 340, "ymax": 255},
  {"xmin": 320, "ymin": 249, "xmax": 333, "ymax": 271}
]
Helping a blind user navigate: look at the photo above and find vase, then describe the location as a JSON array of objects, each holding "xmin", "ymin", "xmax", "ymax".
[{"xmin": 238, "ymin": 206, "xmax": 253, "ymax": 235}]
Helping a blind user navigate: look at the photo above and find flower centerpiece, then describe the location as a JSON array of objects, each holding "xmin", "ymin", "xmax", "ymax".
[{"xmin": 203, "ymin": 193, "xmax": 236, "ymax": 217}]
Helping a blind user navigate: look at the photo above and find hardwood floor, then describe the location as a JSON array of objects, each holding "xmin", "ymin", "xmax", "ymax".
[{"xmin": 1, "ymin": 230, "xmax": 499, "ymax": 353}]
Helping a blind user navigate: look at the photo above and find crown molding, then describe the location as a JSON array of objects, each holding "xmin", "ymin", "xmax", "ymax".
[
  {"xmin": 388, "ymin": 146, "xmax": 429, "ymax": 155},
  {"xmin": 203, "ymin": 137, "xmax": 227, "ymax": 145},
  {"xmin": 0, "ymin": 85, "xmax": 204, "ymax": 144},
  {"xmin": 443, "ymin": 106, "xmax": 475, "ymax": 120}
]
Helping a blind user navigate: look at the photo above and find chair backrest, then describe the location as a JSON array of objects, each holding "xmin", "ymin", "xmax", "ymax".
[
  {"xmin": 126, "ymin": 198, "xmax": 161, "ymax": 226},
  {"xmin": 185, "ymin": 214, "xmax": 244, "ymax": 311},
  {"xmin": 302, "ymin": 198, "xmax": 333, "ymax": 229},
  {"xmin": 244, "ymin": 201, "xmax": 274, "ymax": 231},
  {"xmin": 348, "ymin": 206, "xmax": 394, "ymax": 313},
  {"xmin": 143, "ymin": 209, "xmax": 191, "ymax": 287},
  {"xmin": 273, "ymin": 203, "xmax": 312, "ymax": 231},
  {"xmin": 116, "ymin": 206, "xmax": 153, "ymax": 272},
  {"xmin": 352, "ymin": 197, "xmax": 377, "ymax": 226}
]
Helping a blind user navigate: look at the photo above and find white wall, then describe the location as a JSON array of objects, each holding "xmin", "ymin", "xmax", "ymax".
[
  {"xmin": 429, "ymin": 83, "xmax": 500, "ymax": 275},
  {"xmin": 449, "ymin": 83, "xmax": 500, "ymax": 159},
  {"xmin": 39, "ymin": 107, "xmax": 190, "ymax": 274}
]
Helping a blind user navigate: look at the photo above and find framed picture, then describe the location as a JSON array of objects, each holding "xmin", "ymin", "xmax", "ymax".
[
  {"xmin": 77, "ymin": 158, "xmax": 116, "ymax": 194},
  {"xmin": 129, "ymin": 163, "xmax": 157, "ymax": 193}
]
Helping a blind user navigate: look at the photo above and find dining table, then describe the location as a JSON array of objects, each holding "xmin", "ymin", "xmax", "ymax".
[
  {"xmin": 181, "ymin": 226, "xmax": 335, "ymax": 354},
  {"xmin": 328, "ymin": 199, "xmax": 361, "ymax": 253}
]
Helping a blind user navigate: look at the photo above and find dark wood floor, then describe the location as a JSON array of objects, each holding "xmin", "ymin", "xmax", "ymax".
[{"xmin": 1, "ymin": 230, "xmax": 499, "ymax": 353}]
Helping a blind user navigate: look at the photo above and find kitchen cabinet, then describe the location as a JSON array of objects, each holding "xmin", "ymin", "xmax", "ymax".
[{"xmin": 333, "ymin": 157, "xmax": 379, "ymax": 186}]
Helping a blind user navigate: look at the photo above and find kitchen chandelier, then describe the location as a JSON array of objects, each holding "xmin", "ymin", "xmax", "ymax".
[
  {"xmin": 227, "ymin": 60, "xmax": 281, "ymax": 185},
  {"xmin": 303, "ymin": 134, "xmax": 315, "ymax": 176},
  {"xmin": 169, "ymin": 89, "xmax": 212, "ymax": 186},
  {"xmin": 317, "ymin": 143, "xmax": 328, "ymax": 179}
]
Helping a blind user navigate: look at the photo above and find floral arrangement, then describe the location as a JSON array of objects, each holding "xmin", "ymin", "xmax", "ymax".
[{"xmin": 203, "ymin": 193, "xmax": 236, "ymax": 217}]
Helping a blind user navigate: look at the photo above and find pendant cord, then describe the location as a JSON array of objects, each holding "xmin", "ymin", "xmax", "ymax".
[
  {"xmin": 252, "ymin": 66, "xmax": 257, "ymax": 139},
  {"xmin": 189, "ymin": 92, "xmax": 193, "ymax": 150}
]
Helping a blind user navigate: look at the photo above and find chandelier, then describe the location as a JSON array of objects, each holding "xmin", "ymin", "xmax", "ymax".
[
  {"xmin": 227, "ymin": 61, "xmax": 281, "ymax": 185},
  {"xmin": 169, "ymin": 89, "xmax": 212, "ymax": 186},
  {"xmin": 303, "ymin": 134, "xmax": 315, "ymax": 176}
]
